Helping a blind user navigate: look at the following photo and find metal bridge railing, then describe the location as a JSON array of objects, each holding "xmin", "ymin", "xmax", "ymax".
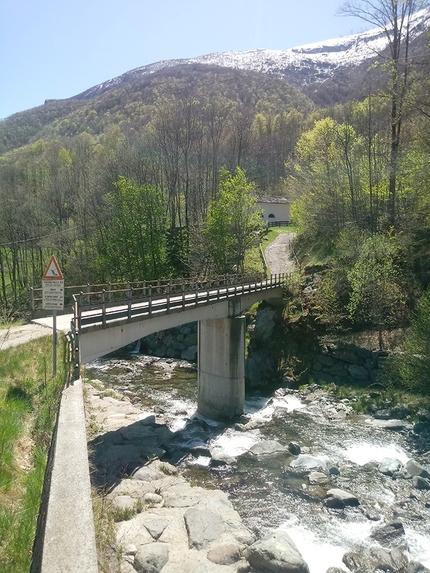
[
  {"xmin": 30, "ymin": 273, "xmax": 273, "ymax": 314},
  {"xmin": 70, "ymin": 273, "xmax": 287, "ymax": 334}
]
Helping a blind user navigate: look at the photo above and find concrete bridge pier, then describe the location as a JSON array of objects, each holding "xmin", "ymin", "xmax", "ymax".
[{"xmin": 197, "ymin": 316, "xmax": 245, "ymax": 420}]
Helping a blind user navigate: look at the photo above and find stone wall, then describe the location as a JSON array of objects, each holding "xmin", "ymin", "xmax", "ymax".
[
  {"xmin": 140, "ymin": 322, "xmax": 197, "ymax": 361},
  {"xmin": 312, "ymin": 343, "xmax": 386, "ymax": 385}
]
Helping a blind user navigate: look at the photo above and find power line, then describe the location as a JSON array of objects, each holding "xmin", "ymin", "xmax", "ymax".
[{"xmin": 0, "ymin": 226, "xmax": 77, "ymax": 248}]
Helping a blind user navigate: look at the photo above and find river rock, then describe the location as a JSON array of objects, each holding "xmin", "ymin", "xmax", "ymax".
[
  {"xmin": 143, "ymin": 518, "xmax": 169, "ymax": 540},
  {"xmin": 370, "ymin": 520, "xmax": 406, "ymax": 548},
  {"xmin": 143, "ymin": 492, "xmax": 163, "ymax": 505},
  {"xmin": 342, "ymin": 551, "xmax": 372, "ymax": 571},
  {"xmin": 378, "ymin": 457, "xmax": 403, "ymax": 476},
  {"xmin": 412, "ymin": 476, "xmax": 430, "ymax": 490},
  {"xmin": 209, "ymin": 453, "xmax": 235, "ymax": 467},
  {"xmin": 308, "ymin": 471, "xmax": 330, "ymax": 485},
  {"xmin": 207, "ymin": 544, "xmax": 241, "ymax": 565},
  {"xmin": 184, "ymin": 508, "xmax": 224, "ymax": 549},
  {"xmin": 324, "ymin": 489, "xmax": 359, "ymax": 509},
  {"xmin": 404, "ymin": 561, "xmax": 430, "ymax": 573},
  {"xmin": 289, "ymin": 455, "xmax": 326, "ymax": 474},
  {"xmin": 405, "ymin": 459, "xmax": 430, "ymax": 478},
  {"xmin": 369, "ymin": 546, "xmax": 408, "ymax": 571},
  {"xmin": 133, "ymin": 466, "xmax": 166, "ymax": 482},
  {"xmin": 245, "ymin": 529, "xmax": 310, "ymax": 573},
  {"xmin": 250, "ymin": 440, "xmax": 287, "ymax": 455},
  {"xmin": 133, "ymin": 543, "xmax": 169, "ymax": 573},
  {"xmin": 288, "ymin": 442, "xmax": 301, "ymax": 455}
]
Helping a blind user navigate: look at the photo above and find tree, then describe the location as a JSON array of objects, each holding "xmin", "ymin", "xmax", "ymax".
[
  {"xmin": 347, "ymin": 233, "xmax": 404, "ymax": 349},
  {"xmin": 339, "ymin": 0, "xmax": 430, "ymax": 225},
  {"xmin": 205, "ymin": 167, "xmax": 264, "ymax": 274},
  {"xmin": 389, "ymin": 289, "xmax": 430, "ymax": 391},
  {"xmin": 96, "ymin": 177, "xmax": 169, "ymax": 281}
]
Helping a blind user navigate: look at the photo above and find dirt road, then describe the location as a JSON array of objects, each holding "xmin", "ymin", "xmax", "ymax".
[{"xmin": 264, "ymin": 232, "xmax": 296, "ymax": 275}]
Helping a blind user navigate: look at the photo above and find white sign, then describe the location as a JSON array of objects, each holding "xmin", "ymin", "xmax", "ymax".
[
  {"xmin": 42, "ymin": 279, "xmax": 64, "ymax": 310},
  {"xmin": 42, "ymin": 256, "xmax": 64, "ymax": 310}
]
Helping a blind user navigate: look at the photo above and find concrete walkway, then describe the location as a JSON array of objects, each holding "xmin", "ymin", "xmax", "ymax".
[{"xmin": 0, "ymin": 314, "xmax": 72, "ymax": 351}]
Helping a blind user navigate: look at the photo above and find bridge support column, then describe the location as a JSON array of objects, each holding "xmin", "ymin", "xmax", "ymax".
[{"xmin": 198, "ymin": 317, "xmax": 245, "ymax": 420}]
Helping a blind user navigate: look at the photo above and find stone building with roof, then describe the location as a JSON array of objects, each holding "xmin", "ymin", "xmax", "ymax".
[{"xmin": 256, "ymin": 196, "xmax": 290, "ymax": 225}]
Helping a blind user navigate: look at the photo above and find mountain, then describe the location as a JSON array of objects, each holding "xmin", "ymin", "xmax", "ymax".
[{"xmin": 74, "ymin": 8, "xmax": 430, "ymax": 105}]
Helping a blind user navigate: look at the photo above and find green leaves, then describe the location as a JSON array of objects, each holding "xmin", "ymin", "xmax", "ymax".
[
  {"xmin": 347, "ymin": 234, "xmax": 404, "ymax": 347},
  {"xmin": 97, "ymin": 176, "xmax": 169, "ymax": 281},
  {"xmin": 205, "ymin": 167, "xmax": 264, "ymax": 274}
]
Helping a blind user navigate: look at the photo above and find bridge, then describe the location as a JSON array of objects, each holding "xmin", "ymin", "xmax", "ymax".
[
  {"xmin": 53, "ymin": 273, "xmax": 285, "ymax": 419},
  {"xmin": 31, "ymin": 274, "xmax": 285, "ymax": 571}
]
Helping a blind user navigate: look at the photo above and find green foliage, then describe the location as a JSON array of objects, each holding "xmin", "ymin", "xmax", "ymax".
[
  {"xmin": 347, "ymin": 234, "xmax": 404, "ymax": 348},
  {"xmin": 96, "ymin": 176, "xmax": 169, "ymax": 281},
  {"xmin": 0, "ymin": 335, "xmax": 67, "ymax": 572},
  {"xmin": 205, "ymin": 167, "xmax": 265, "ymax": 274},
  {"xmin": 386, "ymin": 290, "xmax": 430, "ymax": 392}
]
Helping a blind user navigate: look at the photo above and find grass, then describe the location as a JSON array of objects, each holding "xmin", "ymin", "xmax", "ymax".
[
  {"xmin": 316, "ymin": 378, "xmax": 430, "ymax": 417},
  {"xmin": 0, "ymin": 320, "xmax": 25, "ymax": 330},
  {"xmin": 0, "ymin": 335, "xmax": 69, "ymax": 572}
]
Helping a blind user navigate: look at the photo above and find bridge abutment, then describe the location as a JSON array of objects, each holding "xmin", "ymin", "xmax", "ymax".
[{"xmin": 197, "ymin": 316, "xmax": 245, "ymax": 420}]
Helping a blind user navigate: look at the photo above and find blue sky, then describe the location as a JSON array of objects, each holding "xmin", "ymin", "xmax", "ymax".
[{"xmin": 1, "ymin": 0, "xmax": 368, "ymax": 119}]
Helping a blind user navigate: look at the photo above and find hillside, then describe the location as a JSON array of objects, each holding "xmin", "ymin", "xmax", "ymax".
[{"xmin": 0, "ymin": 65, "xmax": 314, "ymax": 154}]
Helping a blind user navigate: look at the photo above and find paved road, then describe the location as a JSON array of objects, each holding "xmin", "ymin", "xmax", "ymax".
[
  {"xmin": 265, "ymin": 232, "xmax": 296, "ymax": 275},
  {"xmin": 0, "ymin": 314, "xmax": 72, "ymax": 351}
]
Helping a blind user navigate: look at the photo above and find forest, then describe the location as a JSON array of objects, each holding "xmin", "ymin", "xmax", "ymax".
[{"xmin": 0, "ymin": 1, "xmax": 430, "ymax": 394}]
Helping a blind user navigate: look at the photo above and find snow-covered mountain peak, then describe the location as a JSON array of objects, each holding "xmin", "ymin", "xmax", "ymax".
[{"xmin": 76, "ymin": 8, "xmax": 429, "ymax": 100}]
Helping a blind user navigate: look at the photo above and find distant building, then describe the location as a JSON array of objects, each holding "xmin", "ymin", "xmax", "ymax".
[{"xmin": 256, "ymin": 196, "xmax": 290, "ymax": 225}]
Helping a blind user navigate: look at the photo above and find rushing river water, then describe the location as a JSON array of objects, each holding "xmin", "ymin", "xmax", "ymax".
[{"xmin": 85, "ymin": 352, "xmax": 430, "ymax": 573}]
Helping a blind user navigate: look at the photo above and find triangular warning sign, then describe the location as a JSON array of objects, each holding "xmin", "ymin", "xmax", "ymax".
[{"xmin": 42, "ymin": 255, "xmax": 63, "ymax": 280}]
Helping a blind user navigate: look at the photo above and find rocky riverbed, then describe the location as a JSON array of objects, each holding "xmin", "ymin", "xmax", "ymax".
[{"xmin": 84, "ymin": 356, "xmax": 430, "ymax": 573}]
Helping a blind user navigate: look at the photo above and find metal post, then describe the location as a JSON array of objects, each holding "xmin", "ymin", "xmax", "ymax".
[
  {"xmin": 148, "ymin": 286, "xmax": 152, "ymax": 315},
  {"xmin": 166, "ymin": 284, "xmax": 170, "ymax": 312},
  {"xmin": 108, "ymin": 282, "xmax": 112, "ymax": 302},
  {"xmin": 128, "ymin": 286, "xmax": 132, "ymax": 321},
  {"xmin": 30, "ymin": 287, "xmax": 35, "ymax": 313},
  {"xmin": 102, "ymin": 289, "xmax": 106, "ymax": 328},
  {"xmin": 78, "ymin": 292, "xmax": 83, "ymax": 330},
  {"xmin": 53, "ymin": 310, "xmax": 57, "ymax": 376}
]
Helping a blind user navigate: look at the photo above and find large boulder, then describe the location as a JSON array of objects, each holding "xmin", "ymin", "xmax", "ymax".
[
  {"xmin": 249, "ymin": 440, "xmax": 287, "ymax": 455},
  {"xmin": 245, "ymin": 529, "xmax": 310, "ymax": 573},
  {"xmin": 378, "ymin": 457, "xmax": 402, "ymax": 476},
  {"xmin": 405, "ymin": 459, "xmax": 430, "ymax": 479},
  {"xmin": 289, "ymin": 455, "xmax": 327, "ymax": 474},
  {"xmin": 370, "ymin": 521, "xmax": 406, "ymax": 548},
  {"xmin": 324, "ymin": 489, "xmax": 359, "ymax": 509},
  {"xmin": 133, "ymin": 543, "xmax": 169, "ymax": 573},
  {"xmin": 183, "ymin": 508, "xmax": 224, "ymax": 549}
]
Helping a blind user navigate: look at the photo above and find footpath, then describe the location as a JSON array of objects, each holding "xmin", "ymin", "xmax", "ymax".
[{"xmin": 0, "ymin": 314, "xmax": 72, "ymax": 351}]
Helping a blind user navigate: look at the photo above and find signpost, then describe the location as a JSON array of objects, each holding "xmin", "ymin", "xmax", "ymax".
[{"xmin": 42, "ymin": 256, "xmax": 64, "ymax": 375}]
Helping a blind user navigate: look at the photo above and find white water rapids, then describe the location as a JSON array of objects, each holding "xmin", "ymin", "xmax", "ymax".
[{"xmin": 85, "ymin": 356, "xmax": 430, "ymax": 572}]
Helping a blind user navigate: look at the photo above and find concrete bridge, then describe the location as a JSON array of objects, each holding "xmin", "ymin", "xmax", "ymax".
[
  {"xmin": 31, "ymin": 274, "xmax": 285, "ymax": 571},
  {"xmin": 68, "ymin": 274, "xmax": 285, "ymax": 420}
]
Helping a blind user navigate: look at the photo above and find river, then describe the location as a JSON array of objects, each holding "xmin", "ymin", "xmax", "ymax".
[{"xmin": 85, "ymin": 351, "xmax": 430, "ymax": 573}]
